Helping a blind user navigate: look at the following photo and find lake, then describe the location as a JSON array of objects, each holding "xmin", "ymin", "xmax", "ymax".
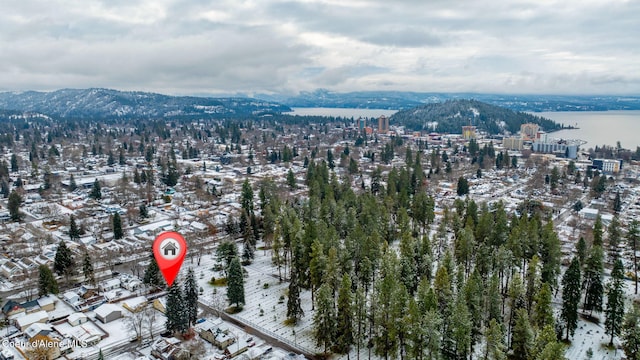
[
  {"xmin": 538, "ymin": 110, "xmax": 640, "ymax": 150},
  {"xmin": 289, "ymin": 107, "xmax": 397, "ymax": 119},
  {"xmin": 290, "ymin": 107, "xmax": 640, "ymax": 150}
]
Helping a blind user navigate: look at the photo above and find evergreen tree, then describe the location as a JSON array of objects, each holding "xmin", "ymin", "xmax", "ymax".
[
  {"xmin": 240, "ymin": 179, "xmax": 254, "ymax": 217},
  {"xmin": 241, "ymin": 237, "xmax": 255, "ymax": 264},
  {"xmin": 165, "ymin": 282, "xmax": 188, "ymax": 334},
  {"xmin": 143, "ymin": 258, "xmax": 163, "ymax": 288},
  {"xmin": 465, "ymin": 269, "xmax": 483, "ymax": 354},
  {"xmin": 576, "ymin": 236, "xmax": 587, "ymax": 265},
  {"xmin": 457, "ymin": 176, "xmax": 469, "ymax": 196},
  {"xmin": 314, "ymin": 283, "xmax": 336, "ymax": 354},
  {"xmin": 486, "ymin": 273, "xmax": 503, "ymax": 324},
  {"xmin": 69, "ymin": 215, "xmax": 80, "ymax": 241},
  {"xmin": 227, "ymin": 257, "xmax": 245, "ymax": 308},
  {"xmin": 525, "ymin": 255, "xmax": 541, "ymax": 312},
  {"xmin": 534, "ymin": 325, "xmax": 566, "ymax": 360},
  {"xmin": 112, "ymin": 212, "xmax": 123, "ymax": 240},
  {"xmin": 97, "ymin": 349, "xmax": 104, "ymax": 360},
  {"xmin": 38, "ymin": 265, "xmax": 59, "ymax": 296},
  {"xmin": 334, "ymin": 274, "xmax": 354, "ymax": 354},
  {"xmin": 82, "ymin": 251, "xmax": 95, "ymax": 286},
  {"xmin": 69, "ymin": 174, "xmax": 77, "ymax": 191},
  {"xmin": 286, "ymin": 169, "xmax": 296, "ymax": 189},
  {"xmin": 287, "ymin": 266, "xmax": 304, "ymax": 324},
  {"xmin": 139, "ymin": 204, "xmax": 148, "ymax": 219},
  {"xmin": 593, "ymin": 215, "xmax": 603, "ymax": 247},
  {"xmin": 605, "ymin": 259, "xmax": 626, "ymax": 346},
  {"xmin": 450, "ymin": 294, "xmax": 472, "ymax": 359},
  {"xmin": 133, "ymin": 168, "xmax": 141, "ymax": 184},
  {"xmin": 8, "ymin": 190, "xmax": 21, "ymax": 222},
  {"xmin": 89, "ymin": 179, "xmax": 102, "ymax": 200},
  {"xmin": 608, "ymin": 216, "xmax": 622, "ymax": 261},
  {"xmin": 614, "ymin": 191, "xmax": 622, "ymax": 213},
  {"xmin": 540, "ymin": 222, "xmax": 561, "ymax": 288},
  {"xmin": 629, "ymin": 220, "xmax": 640, "ymax": 294},
  {"xmin": 507, "ymin": 273, "xmax": 526, "ymax": 346},
  {"xmin": 184, "ymin": 268, "xmax": 199, "ymax": 326},
  {"xmin": 216, "ymin": 241, "xmax": 238, "ymax": 275},
  {"xmin": 512, "ymin": 308, "xmax": 534, "ymax": 360},
  {"xmin": 583, "ymin": 246, "xmax": 604, "ymax": 315},
  {"xmin": 622, "ymin": 304, "xmax": 640, "ymax": 360},
  {"xmin": 53, "ymin": 240, "xmax": 75, "ymax": 280},
  {"xmin": 561, "ymin": 257, "xmax": 581, "ymax": 339},
  {"xmin": 10, "ymin": 153, "xmax": 18, "ymax": 172},
  {"xmin": 484, "ymin": 318, "xmax": 507, "ymax": 360},
  {"xmin": 309, "ymin": 240, "xmax": 326, "ymax": 307},
  {"xmin": 374, "ymin": 251, "xmax": 401, "ymax": 359},
  {"xmin": 533, "ymin": 282, "xmax": 555, "ymax": 330}
]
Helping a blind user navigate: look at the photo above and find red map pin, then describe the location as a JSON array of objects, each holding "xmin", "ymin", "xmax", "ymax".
[{"xmin": 153, "ymin": 231, "xmax": 187, "ymax": 287}]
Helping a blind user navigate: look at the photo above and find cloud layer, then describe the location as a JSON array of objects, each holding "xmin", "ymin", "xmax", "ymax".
[{"xmin": 1, "ymin": 0, "xmax": 638, "ymax": 95}]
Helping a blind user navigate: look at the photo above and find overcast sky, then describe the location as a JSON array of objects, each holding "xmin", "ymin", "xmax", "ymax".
[{"xmin": 1, "ymin": 0, "xmax": 638, "ymax": 95}]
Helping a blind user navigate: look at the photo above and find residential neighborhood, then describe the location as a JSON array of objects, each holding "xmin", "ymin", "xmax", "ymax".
[{"xmin": 0, "ymin": 108, "xmax": 639, "ymax": 360}]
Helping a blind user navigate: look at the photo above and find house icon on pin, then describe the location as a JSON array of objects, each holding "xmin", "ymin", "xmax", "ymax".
[{"xmin": 162, "ymin": 241, "xmax": 178, "ymax": 256}]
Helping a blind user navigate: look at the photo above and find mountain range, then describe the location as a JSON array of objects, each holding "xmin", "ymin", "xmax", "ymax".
[
  {"xmin": 258, "ymin": 89, "xmax": 640, "ymax": 112},
  {"xmin": 0, "ymin": 88, "xmax": 290, "ymax": 120}
]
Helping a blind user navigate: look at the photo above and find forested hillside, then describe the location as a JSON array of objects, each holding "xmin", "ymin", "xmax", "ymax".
[{"xmin": 390, "ymin": 99, "xmax": 562, "ymax": 134}]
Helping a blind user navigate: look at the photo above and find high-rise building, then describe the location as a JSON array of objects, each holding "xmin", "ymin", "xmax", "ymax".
[
  {"xmin": 462, "ymin": 126, "xmax": 477, "ymax": 140},
  {"xmin": 503, "ymin": 137, "xmax": 524, "ymax": 150},
  {"xmin": 377, "ymin": 115, "xmax": 389, "ymax": 133},
  {"xmin": 356, "ymin": 117, "xmax": 366, "ymax": 130},
  {"xmin": 520, "ymin": 123, "xmax": 539, "ymax": 141}
]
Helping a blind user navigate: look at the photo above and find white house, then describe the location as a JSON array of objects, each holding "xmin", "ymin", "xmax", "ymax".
[
  {"xmin": 15, "ymin": 310, "xmax": 49, "ymax": 331},
  {"xmin": 62, "ymin": 291, "xmax": 82, "ymax": 309},
  {"xmin": 94, "ymin": 303, "xmax": 122, "ymax": 324},
  {"xmin": 67, "ymin": 312, "xmax": 88, "ymax": 326},
  {"xmin": 100, "ymin": 278, "xmax": 121, "ymax": 292},
  {"xmin": 24, "ymin": 323, "xmax": 52, "ymax": 339}
]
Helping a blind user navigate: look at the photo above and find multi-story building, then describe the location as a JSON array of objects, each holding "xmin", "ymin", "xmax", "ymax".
[
  {"xmin": 592, "ymin": 159, "xmax": 622, "ymax": 174},
  {"xmin": 532, "ymin": 136, "xmax": 580, "ymax": 159},
  {"xmin": 462, "ymin": 125, "xmax": 477, "ymax": 140},
  {"xmin": 503, "ymin": 137, "xmax": 524, "ymax": 150},
  {"xmin": 520, "ymin": 123, "xmax": 540, "ymax": 141},
  {"xmin": 378, "ymin": 115, "xmax": 389, "ymax": 133}
]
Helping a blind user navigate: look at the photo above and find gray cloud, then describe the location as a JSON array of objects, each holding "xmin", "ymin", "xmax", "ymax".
[{"xmin": 0, "ymin": 0, "xmax": 638, "ymax": 95}]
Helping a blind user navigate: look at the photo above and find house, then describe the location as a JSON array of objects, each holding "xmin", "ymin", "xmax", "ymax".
[
  {"xmin": 20, "ymin": 299, "xmax": 41, "ymax": 313},
  {"xmin": 0, "ymin": 347, "xmax": 15, "ymax": 360},
  {"xmin": 67, "ymin": 312, "xmax": 88, "ymax": 326},
  {"xmin": 224, "ymin": 341, "xmax": 248, "ymax": 358},
  {"xmin": 0, "ymin": 261, "xmax": 20, "ymax": 279},
  {"xmin": 198, "ymin": 321, "xmax": 236, "ymax": 350},
  {"xmin": 579, "ymin": 207, "xmax": 599, "ymax": 220},
  {"xmin": 100, "ymin": 278, "xmax": 121, "ymax": 292},
  {"xmin": 150, "ymin": 337, "xmax": 186, "ymax": 360},
  {"xmin": 37, "ymin": 296, "xmax": 56, "ymax": 312},
  {"xmin": 62, "ymin": 291, "xmax": 82, "ymax": 308},
  {"xmin": 122, "ymin": 296, "xmax": 147, "ymax": 313},
  {"xmin": 24, "ymin": 322, "xmax": 53, "ymax": 339},
  {"xmin": 153, "ymin": 298, "xmax": 166, "ymax": 314},
  {"xmin": 15, "ymin": 310, "xmax": 49, "ymax": 331},
  {"xmin": 2, "ymin": 300, "xmax": 26, "ymax": 316},
  {"xmin": 121, "ymin": 276, "xmax": 143, "ymax": 291},
  {"xmin": 94, "ymin": 303, "xmax": 122, "ymax": 323}
]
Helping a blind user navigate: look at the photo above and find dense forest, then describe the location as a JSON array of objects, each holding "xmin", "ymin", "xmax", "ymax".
[
  {"xmin": 242, "ymin": 155, "xmax": 572, "ymax": 359},
  {"xmin": 390, "ymin": 99, "xmax": 563, "ymax": 134}
]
